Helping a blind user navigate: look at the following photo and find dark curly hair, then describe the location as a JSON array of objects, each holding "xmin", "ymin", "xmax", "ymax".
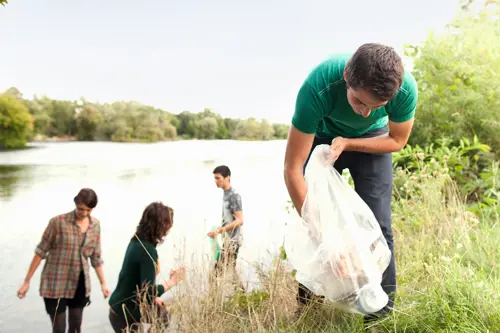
[
  {"xmin": 132, "ymin": 202, "xmax": 174, "ymax": 246},
  {"xmin": 345, "ymin": 43, "xmax": 404, "ymax": 101}
]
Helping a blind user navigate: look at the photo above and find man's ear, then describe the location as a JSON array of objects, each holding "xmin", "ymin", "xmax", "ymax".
[{"xmin": 343, "ymin": 68, "xmax": 347, "ymax": 81}]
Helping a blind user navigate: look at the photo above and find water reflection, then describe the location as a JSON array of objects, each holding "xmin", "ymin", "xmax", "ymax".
[
  {"xmin": 0, "ymin": 140, "xmax": 290, "ymax": 333},
  {"xmin": 0, "ymin": 165, "xmax": 34, "ymax": 199}
]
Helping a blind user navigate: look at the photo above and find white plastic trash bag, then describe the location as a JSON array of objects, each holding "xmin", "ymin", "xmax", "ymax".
[{"xmin": 284, "ymin": 144, "xmax": 392, "ymax": 315}]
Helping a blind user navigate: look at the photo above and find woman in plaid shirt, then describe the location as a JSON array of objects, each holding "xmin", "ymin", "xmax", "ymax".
[{"xmin": 17, "ymin": 188, "xmax": 110, "ymax": 333}]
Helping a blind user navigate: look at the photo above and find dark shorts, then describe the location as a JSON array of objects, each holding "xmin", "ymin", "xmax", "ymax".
[{"xmin": 44, "ymin": 271, "xmax": 90, "ymax": 315}]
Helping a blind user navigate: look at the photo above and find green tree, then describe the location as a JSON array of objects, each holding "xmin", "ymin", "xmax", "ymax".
[
  {"xmin": 406, "ymin": 0, "xmax": 500, "ymax": 154},
  {"xmin": 272, "ymin": 123, "xmax": 289, "ymax": 139},
  {"xmin": 75, "ymin": 105, "xmax": 103, "ymax": 141},
  {"xmin": 259, "ymin": 119, "xmax": 275, "ymax": 140},
  {"xmin": 224, "ymin": 118, "xmax": 239, "ymax": 138},
  {"xmin": 0, "ymin": 95, "xmax": 34, "ymax": 148},
  {"xmin": 158, "ymin": 110, "xmax": 177, "ymax": 140},
  {"xmin": 24, "ymin": 97, "xmax": 53, "ymax": 136},
  {"xmin": 110, "ymin": 120, "xmax": 133, "ymax": 142},
  {"xmin": 40, "ymin": 98, "xmax": 77, "ymax": 137},
  {"xmin": 195, "ymin": 116, "xmax": 219, "ymax": 139},
  {"xmin": 176, "ymin": 111, "xmax": 198, "ymax": 138},
  {"xmin": 231, "ymin": 118, "xmax": 261, "ymax": 140}
]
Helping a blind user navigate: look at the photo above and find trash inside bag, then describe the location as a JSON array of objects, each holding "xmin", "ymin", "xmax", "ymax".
[{"xmin": 284, "ymin": 144, "xmax": 392, "ymax": 315}]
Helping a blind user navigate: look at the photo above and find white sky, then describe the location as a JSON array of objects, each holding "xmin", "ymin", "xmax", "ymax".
[{"xmin": 0, "ymin": 0, "xmax": 461, "ymax": 123}]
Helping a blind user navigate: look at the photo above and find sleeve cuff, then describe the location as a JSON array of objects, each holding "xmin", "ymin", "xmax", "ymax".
[
  {"xmin": 291, "ymin": 117, "xmax": 317, "ymax": 134},
  {"xmin": 157, "ymin": 284, "xmax": 165, "ymax": 296},
  {"xmin": 91, "ymin": 258, "xmax": 104, "ymax": 268},
  {"xmin": 35, "ymin": 247, "xmax": 47, "ymax": 259},
  {"xmin": 389, "ymin": 111, "xmax": 415, "ymax": 123}
]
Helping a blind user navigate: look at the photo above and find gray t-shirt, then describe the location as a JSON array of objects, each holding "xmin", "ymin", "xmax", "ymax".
[{"xmin": 221, "ymin": 187, "xmax": 243, "ymax": 245}]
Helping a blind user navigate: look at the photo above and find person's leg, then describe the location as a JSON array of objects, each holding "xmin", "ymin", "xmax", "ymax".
[
  {"xmin": 68, "ymin": 308, "xmax": 84, "ymax": 333},
  {"xmin": 296, "ymin": 136, "xmax": 347, "ymax": 307},
  {"xmin": 214, "ymin": 243, "xmax": 238, "ymax": 278},
  {"xmin": 344, "ymin": 150, "xmax": 396, "ymax": 321},
  {"xmin": 67, "ymin": 271, "xmax": 90, "ymax": 333},
  {"xmin": 49, "ymin": 312, "xmax": 67, "ymax": 333},
  {"xmin": 109, "ymin": 310, "xmax": 131, "ymax": 333},
  {"xmin": 44, "ymin": 298, "xmax": 67, "ymax": 333},
  {"xmin": 226, "ymin": 242, "xmax": 244, "ymax": 290}
]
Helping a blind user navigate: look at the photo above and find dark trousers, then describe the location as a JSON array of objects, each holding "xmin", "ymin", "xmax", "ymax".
[
  {"xmin": 214, "ymin": 242, "xmax": 240, "ymax": 277},
  {"xmin": 43, "ymin": 271, "xmax": 89, "ymax": 333},
  {"xmin": 297, "ymin": 128, "xmax": 396, "ymax": 320}
]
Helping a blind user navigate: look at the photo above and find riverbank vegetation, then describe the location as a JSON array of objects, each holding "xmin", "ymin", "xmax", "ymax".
[{"xmin": 0, "ymin": 89, "xmax": 290, "ymax": 149}]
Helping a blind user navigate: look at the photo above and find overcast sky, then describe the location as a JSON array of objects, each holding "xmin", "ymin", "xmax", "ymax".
[{"xmin": 0, "ymin": 0, "xmax": 460, "ymax": 123}]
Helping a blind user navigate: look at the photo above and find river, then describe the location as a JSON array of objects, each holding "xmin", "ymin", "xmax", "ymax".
[{"xmin": 0, "ymin": 140, "xmax": 292, "ymax": 333}]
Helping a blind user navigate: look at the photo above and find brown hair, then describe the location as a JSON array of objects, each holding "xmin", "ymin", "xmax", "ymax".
[
  {"xmin": 133, "ymin": 202, "xmax": 174, "ymax": 246},
  {"xmin": 345, "ymin": 43, "xmax": 404, "ymax": 101},
  {"xmin": 73, "ymin": 188, "xmax": 98, "ymax": 209}
]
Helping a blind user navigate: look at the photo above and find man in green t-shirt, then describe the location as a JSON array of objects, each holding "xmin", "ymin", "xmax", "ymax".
[{"xmin": 284, "ymin": 43, "xmax": 418, "ymax": 325}]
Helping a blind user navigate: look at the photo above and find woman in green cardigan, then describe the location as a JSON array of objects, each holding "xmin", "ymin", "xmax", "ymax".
[{"xmin": 108, "ymin": 202, "xmax": 185, "ymax": 332}]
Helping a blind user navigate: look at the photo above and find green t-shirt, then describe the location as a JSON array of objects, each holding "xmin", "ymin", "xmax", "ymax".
[
  {"xmin": 291, "ymin": 53, "xmax": 418, "ymax": 139},
  {"xmin": 109, "ymin": 239, "xmax": 165, "ymax": 322}
]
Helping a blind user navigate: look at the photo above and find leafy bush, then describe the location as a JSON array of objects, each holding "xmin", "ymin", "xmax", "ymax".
[
  {"xmin": 0, "ymin": 94, "xmax": 34, "ymax": 149},
  {"xmin": 406, "ymin": 2, "xmax": 500, "ymax": 156},
  {"xmin": 393, "ymin": 136, "xmax": 499, "ymax": 207}
]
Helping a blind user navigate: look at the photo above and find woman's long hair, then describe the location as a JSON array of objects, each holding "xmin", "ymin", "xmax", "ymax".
[{"xmin": 133, "ymin": 202, "xmax": 174, "ymax": 246}]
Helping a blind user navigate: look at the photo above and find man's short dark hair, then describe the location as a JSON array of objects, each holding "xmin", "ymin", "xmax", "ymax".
[
  {"xmin": 74, "ymin": 188, "xmax": 98, "ymax": 209},
  {"xmin": 345, "ymin": 43, "xmax": 404, "ymax": 101},
  {"xmin": 213, "ymin": 165, "xmax": 231, "ymax": 178}
]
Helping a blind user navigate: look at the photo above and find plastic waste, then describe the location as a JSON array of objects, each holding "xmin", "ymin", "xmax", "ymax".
[{"xmin": 284, "ymin": 144, "xmax": 392, "ymax": 314}]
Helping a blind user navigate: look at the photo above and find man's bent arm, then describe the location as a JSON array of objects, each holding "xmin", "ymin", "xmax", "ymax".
[
  {"xmin": 345, "ymin": 119, "xmax": 414, "ymax": 154},
  {"xmin": 220, "ymin": 211, "xmax": 243, "ymax": 232},
  {"xmin": 284, "ymin": 125, "xmax": 315, "ymax": 216}
]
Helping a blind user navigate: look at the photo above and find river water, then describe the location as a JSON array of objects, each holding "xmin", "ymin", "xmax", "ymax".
[{"xmin": 0, "ymin": 140, "xmax": 292, "ymax": 333}]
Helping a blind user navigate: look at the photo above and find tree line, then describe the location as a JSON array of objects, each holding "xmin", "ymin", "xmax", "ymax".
[{"xmin": 0, "ymin": 90, "xmax": 290, "ymax": 148}]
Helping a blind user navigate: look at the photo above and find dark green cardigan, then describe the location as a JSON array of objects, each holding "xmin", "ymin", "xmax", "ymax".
[{"xmin": 109, "ymin": 239, "xmax": 165, "ymax": 322}]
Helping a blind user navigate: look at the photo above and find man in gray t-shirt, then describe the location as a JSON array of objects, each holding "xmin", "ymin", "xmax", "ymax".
[{"xmin": 208, "ymin": 165, "xmax": 244, "ymax": 282}]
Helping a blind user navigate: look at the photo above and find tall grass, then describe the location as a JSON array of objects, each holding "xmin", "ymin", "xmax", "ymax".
[{"xmin": 132, "ymin": 171, "xmax": 499, "ymax": 333}]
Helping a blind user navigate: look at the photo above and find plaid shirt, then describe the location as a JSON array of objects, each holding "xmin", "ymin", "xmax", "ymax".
[{"xmin": 35, "ymin": 210, "xmax": 104, "ymax": 299}]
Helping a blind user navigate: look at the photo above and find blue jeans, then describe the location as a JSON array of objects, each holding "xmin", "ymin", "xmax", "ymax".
[{"xmin": 297, "ymin": 128, "xmax": 396, "ymax": 321}]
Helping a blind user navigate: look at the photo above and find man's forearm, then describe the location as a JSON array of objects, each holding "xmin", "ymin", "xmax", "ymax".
[
  {"xmin": 220, "ymin": 220, "xmax": 242, "ymax": 232},
  {"xmin": 345, "ymin": 134, "xmax": 405, "ymax": 154},
  {"xmin": 284, "ymin": 167, "xmax": 307, "ymax": 216}
]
